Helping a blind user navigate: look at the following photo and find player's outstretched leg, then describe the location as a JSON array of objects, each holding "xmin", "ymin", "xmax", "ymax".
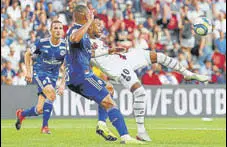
[
  {"xmin": 101, "ymin": 95, "xmax": 144, "ymax": 144},
  {"xmin": 151, "ymin": 52, "xmax": 209, "ymax": 82},
  {"xmin": 41, "ymin": 85, "xmax": 56, "ymax": 134},
  {"xmin": 15, "ymin": 108, "xmax": 31, "ymax": 130},
  {"xmin": 15, "ymin": 95, "xmax": 45, "ymax": 130}
]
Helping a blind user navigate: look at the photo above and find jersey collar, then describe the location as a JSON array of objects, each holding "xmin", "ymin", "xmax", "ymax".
[{"xmin": 49, "ymin": 37, "xmax": 61, "ymax": 47}]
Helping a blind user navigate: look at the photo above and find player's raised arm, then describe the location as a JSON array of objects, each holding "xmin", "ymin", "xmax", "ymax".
[
  {"xmin": 91, "ymin": 47, "xmax": 127, "ymax": 58},
  {"xmin": 70, "ymin": 5, "xmax": 94, "ymax": 43}
]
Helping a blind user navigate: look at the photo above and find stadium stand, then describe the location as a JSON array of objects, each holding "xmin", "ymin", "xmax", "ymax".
[{"xmin": 1, "ymin": 0, "xmax": 226, "ymax": 85}]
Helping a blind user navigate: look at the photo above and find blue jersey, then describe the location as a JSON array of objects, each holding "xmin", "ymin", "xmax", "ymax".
[
  {"xmin": 31, "ymin": 37, "xmax": 66, "ymax": 80},
  {"xmin": 65, "ymin": 24, "xmax": 92, "ymax": 85},
  {"xmin": 65, "ymin": 24, "xmax": 109, "ymax": 105}
]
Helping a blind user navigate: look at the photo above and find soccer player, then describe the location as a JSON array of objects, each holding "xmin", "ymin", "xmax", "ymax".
[
  {"xmin": 15, "ymin": 20, "xmax": 66, "ymax": 134},
  {"xmin": 64, "ymin": 5, "xmax": 143, "ymax": 144},
  {"xmin": 88, "ymin": 18, "xmax": 209, "ymax": 141}
]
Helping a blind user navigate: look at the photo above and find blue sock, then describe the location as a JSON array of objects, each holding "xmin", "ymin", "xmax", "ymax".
[
  {"xmin": 107, "ymin": 107, "xmax": 128, "ymax": 136},
  {"xmin": 98, "ymin": 106, "xmax": 108, "ymax": 122},
  {"xmin": 21, "ymin": 106, "xmax": 39, "ymax": 117},
  {"xmin": 42, "ymin": 99, "xmax": 53, "ymax": 127}
]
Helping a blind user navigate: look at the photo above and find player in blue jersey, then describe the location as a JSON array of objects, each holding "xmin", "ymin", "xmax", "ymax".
[
  {"xmin": 64, "ymin": 5, "xmax": 143, "ymax": 144},
  {"xmin": 15, "ymin": 20, "xmax": 66, "ymax": 134}
]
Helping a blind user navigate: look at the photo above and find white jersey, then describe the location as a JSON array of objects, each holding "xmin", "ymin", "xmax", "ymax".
[{"xmin": 91, "ymin": 38, "xmax": 151, "ymax": 89}]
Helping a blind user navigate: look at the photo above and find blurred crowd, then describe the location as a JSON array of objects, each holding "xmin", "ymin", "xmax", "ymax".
[{"xmin": 1, "ymin": 0, "xmax": 226, "ymax": 86}]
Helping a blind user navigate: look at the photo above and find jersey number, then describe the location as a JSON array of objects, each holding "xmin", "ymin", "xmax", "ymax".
[
  {"xmin": 121, "ymin": 69, "xmax": 131, "ymax": 81},
  {"xmin": 43, "ymin": 77, "xmax": 51, "ymax": 85}
]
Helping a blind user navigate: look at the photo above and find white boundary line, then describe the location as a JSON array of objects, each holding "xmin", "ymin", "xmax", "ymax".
[{"xmin": 1, "ymin": 126, "xmax": 226, "ymax": 131}]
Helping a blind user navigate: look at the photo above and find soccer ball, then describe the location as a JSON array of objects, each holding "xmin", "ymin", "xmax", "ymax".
[{"xmin": 193, "ymin": 17, "xmax": 212, "ymax": 36}]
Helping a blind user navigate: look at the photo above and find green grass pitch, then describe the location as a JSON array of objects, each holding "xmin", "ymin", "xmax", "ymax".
[{"xmin": 1, "ymin": 118, "xmax": 226, "ymax": 147}]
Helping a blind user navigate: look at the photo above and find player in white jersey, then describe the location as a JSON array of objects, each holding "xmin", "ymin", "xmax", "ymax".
[
  {"xmin": 89, "ymin": 19, "xmax": 152, "ymax": 141},
  {"xmin": 89, "ymin": 19, "xmax": 209, "ymax": 142}
]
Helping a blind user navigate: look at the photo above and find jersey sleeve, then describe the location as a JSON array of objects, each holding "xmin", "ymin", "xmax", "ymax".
[{"xmin": 31, "ymin": 39, "xmax": 41, "ymax": 54}]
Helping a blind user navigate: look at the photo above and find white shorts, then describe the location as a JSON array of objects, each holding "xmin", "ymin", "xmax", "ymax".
[
  {"xmin": 91, "ymin": 49, "xmax": 152, "ymax": 89},
  {"xmin": 91, "ymin": 55, "xmax": 141, "ymax": 90},
  {"xmin": 125, "ymin": 49, "xmax": 151, "ymax": 71}
]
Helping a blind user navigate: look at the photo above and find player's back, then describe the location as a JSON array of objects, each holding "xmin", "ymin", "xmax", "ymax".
[
  {"xmin": 32, "ymin": 37, "xmax": 66, "ymax": 79},
  {"xmin": 65, "ymin": 24, "xmax": 92, "ymax": 85},
  {"xmin": 91, "ymin": 38, "xmax": 150, "ymax": 71},
  {"xmin": 90, "ymin": 38, "xmax": 124, "ymax": 66}
]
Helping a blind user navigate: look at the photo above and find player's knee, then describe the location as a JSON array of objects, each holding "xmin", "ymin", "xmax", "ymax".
[
  {"xmin": 130, "ymin": 82, "xmax": 142, "ymax": 93},
  {"xmin": 48, "ymin": 92, "xmax": 56, "ymax": 101},
  {"xmin": 106, "ymin": 83, "xmax": 114, "ymax": 96},
  {"xmin": 101, "ymin": 95, "xmax": 116, "ymax": 110},
  {"xmin": 45, "ymin": 90, "xmax": 56, "ymax": 101},
  {"xmin": 36, "ymin": 105, "xmax": 43, "ymax": 114},
  {"xmin": 43, "ymin": 86, "xmax": 56, "ymax": 101},
  {"xmin": 150, "ymin": 51, "xmax": 157, "ymax": 63}
]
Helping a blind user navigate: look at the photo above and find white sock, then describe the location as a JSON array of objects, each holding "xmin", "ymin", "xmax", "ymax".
[
  {"xmin": 133, "ymin": 87, "xmax": 147, "ymax": 133},
  {"xmin": 98, "ymin": 121, "xmax": 106, "ymax": 126},
  {"xmin": 157, "ymin": 52, "xmax": 193, "ymax": 77}
]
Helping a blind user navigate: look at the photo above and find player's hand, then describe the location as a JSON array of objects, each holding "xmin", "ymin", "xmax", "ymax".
[
  {"xmin": 57, "ymin": 84, "xmax": 65, "ymax": 96},
  {"xmin": 25, "ymin": 73, "xmax": 32, "ymax": 83},
  {"xmin": 91, "ymin": 42, "xmax": 98, "ymax": 50},
  {"xmin": 87, "ymin": 9, "xmax": 94, "ymax": 23}
]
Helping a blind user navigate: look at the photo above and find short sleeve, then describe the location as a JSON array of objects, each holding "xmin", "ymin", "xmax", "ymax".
[{"xmin": 31, "ymin": 39, "xmax": 41, "ymax": 54}]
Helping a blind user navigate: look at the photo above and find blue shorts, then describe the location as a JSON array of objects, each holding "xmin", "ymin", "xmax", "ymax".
[
  {"xmin": 33, "ymin": 74, "xmax": 57, "ymax": 95},
  {"xmin": 68, "ymin": 74, "xmax": 109, "ymax": 104}
]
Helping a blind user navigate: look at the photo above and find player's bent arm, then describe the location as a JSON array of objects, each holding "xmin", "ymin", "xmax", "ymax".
[
  {"xmin": 57, "ymin": 63, "xmax": 66, "ymax": 96},
  {"xmin": 91, "ymin": 47, "xmax": 126, "ymax": 58},
  {"xmin": 59, "ymin": 63, "xmax": 66, "ymax": 86},
  {"xmin": 91, "ymin": 49, "xmax": 109, "ymax": 57},
  {"xmin": 24, "ymin": 49, "xmax": 33, "ymax": 75},
  {"xmin": 70, "ymin": 20, "xmax": 93, "ymax": 43}
]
